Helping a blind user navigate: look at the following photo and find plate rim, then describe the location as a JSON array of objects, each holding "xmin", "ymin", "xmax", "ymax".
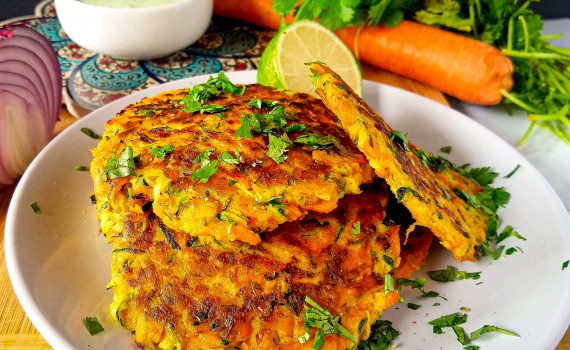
[{"xmin": 5, "ymin": 70, "xmax": 570, "ymax": 349}]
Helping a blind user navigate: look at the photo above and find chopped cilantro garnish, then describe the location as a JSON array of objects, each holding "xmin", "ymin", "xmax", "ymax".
[
  {"xmin": 228, "ymin": 179, "xmax": 237, "ymax": 186},
  {"xmin": 285, "ymin": 123, "xmax": 307, "ymax": 133},
  {"xmin": 80, "ymin": 127, "xmax": 101, "ymax": 139},
  {"xmin": 397, "ymin": 278, "xmax": 445, "ymax": 299},
  {"xmin": 192, "ymin": 160, "xmax": 219, "ymax": 183},
  {"xmin": 267, "ymin": 134, "xmax": 292, "ymax": 164},
  {"xmin": 218, "ymin": 211, "xmax": 236, "ymax": 225},
  {"xmin": 352, "ymin": 221, "xmax": 361, "ymax": 235},
  {"xmin": 496, "ymin": 225, "xmax": 526, "ymax": 243},
  {"xmin": 505, "ymin": 247, "xmax": 522, "ymax": 255},
  {"xmin": 384, "ymin": 274, "xmax": 395, "ymax": 294},
  {"xmin": 298, "ymin": 296, "xmax": 357, "ymax": 349},
  {"xmin": 389, "ymin": 130, "xmax": 410, "ymax": 151},
  {"xmin": 470, "ymin": 325, "xmax": 519, "ymax": 340},
  {"xmin": 396, "ymin": 187, "xmax": 422, "ymax": 201},
  {"xmin": 220, "ymin": 337, "xmax": 231, "ymax": 346},
  {"xmin": 504, "ymin": 164, "xmax": 521, "ymax": 179},
  {"xmin": 193, "ymin": 148, "xmax": 216, "ymax": 165},
  {"xmin": 267, "ymin": 196, "xmax": 284, "ymax": 207},
  {"xmin": 428, "ymin": 266, "xmax": 481, "ymax": 282},
  {"xmin": 440, "ymin": 145, "xmax": 452, "ymax": 154},
  {"xmin": 235, "ymin": 117, "xmax": 253, "ymax": 138},
  {"xmin": 453, "ymin": 326, "xmax": 469, "ymax": 345},
  {"xmin": 357, "ymin": 320, "xmax": 399, "ymax": 350},
  {"xmin": 247, "ymin": 99, "xmax": 278, "ymax": 109},
  {"xmin": 102, "ymin": 147, "xmax": 136, "ymax": 181},
  {"xmin": 74, "ymin": 165, "xmax": 89, "ymax": 171},
  {"xmin": 183, "ymin": 72, "xmax": 245, "ymax": 113},
  {"xmin": 31, "ymin": 202, "xmax": 41, "ymax": 214},
  {"xmin": 90, "ymin": 194, "xmax": 96, "ymax": 205},
  {"xmin": 407, "ymin": 303, "xmax": 421, "ymax": 310},
  {"xmin": 294, "ymin": 133, "xmax": 337, "ymax": 150},
  {"xmin": 83, "ymin": 316, "xmax": 104, "ymax": 335},
  {"xmin": 461, "ymin": 166, "xmax": 498, "ymax": 187},
  {"xmin": 563, "ymin": 260, "xmax": 569, "ymax": 270},
  {"xmin": 149, "ymin": 145, "xmax": 174, "ymax": 159},
  {"xmin": 383, "ymin": 255, "xmax": 394, "ymax": 266},
  {"xmin": 219, "ymin": 151, "xmax": 241, "ymax": 165},
  {"xmin": 428, "ymin": 312, "xmax": 467, "ymax": 334}
]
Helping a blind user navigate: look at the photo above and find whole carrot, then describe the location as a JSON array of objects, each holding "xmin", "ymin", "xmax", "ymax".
[
  {"xmin": 214, "ymin": 0, "xmax": 513, "ymax": 105},
  {"xmin": 213, "ymin": 0, "xmax": 282, "ymax": 30},
  {"xmin": 336, "ymin": 22, "xmax": 514, "ymax": 105}
]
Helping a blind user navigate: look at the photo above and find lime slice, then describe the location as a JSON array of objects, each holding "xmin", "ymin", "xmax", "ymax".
[{"xmin": 258, "ymin": 21, "xmax": 362, "ymax": 97}]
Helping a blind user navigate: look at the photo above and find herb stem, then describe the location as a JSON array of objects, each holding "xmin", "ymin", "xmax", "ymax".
[
  {"xmin": 500, "ymin": 89, "xmax": 539, "ymax": 113},
  {"xmin": 502, "ymin": 49, "xmax": 567, "ymax": 60},
  {"xmin": 517, "ymin": 15, "xmax": 529, "ymax": 52},
  {"xmin": 517, "ymin": 121, "xmax": 536, "ymax": 146},
  {"xmin": 540, "ymin": 34, "xmax": 563, "ymax": 41}
]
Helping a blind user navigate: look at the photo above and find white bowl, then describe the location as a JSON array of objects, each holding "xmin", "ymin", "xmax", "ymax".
[{"xmin": 55, "ymin": 0, "xmax": 213, "ymax": 60}]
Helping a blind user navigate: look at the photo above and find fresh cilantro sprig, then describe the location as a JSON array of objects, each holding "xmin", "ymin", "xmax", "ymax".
[
  {"xmin": 298, "ymin": 296, "xmax": 357, "ymax": 349},
  {"xmin": 183, "ymin": 72, "xmax": 245, "ymax": 114},
  {"xmin": 191, "ymin": 148, "xmax": 219, "ymax": 183},
  {"xmin": 149, "ymin": 145, "xmax": 174, "ymax": 159},
  {"xmin": 397, "ymin": 277, "xmax": 445, "ymax": 299}
]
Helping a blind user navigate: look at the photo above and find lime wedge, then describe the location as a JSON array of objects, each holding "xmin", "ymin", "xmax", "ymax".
[{"xmin": 258, "ymin": 21, "xmax": 362, "ymax": 97}]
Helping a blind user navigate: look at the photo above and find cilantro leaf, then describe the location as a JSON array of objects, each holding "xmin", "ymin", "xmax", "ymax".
[
  {"xmin": 80, "ymin": 127, "xmax": 101, "ymax": 139},
  {"xmin": 389, "ymin": 130, "xmax": 410, "ymax": 151},
  {"xmin": 440, "ymin": 145, "xmax": 452, "ymax": 154},
  {"xmin": 83, "ymin": 316, "xmax": 104, "ymax": 336},
  {"xmin": 267, "ymin": 134, "xmax": 292, "ymax": 164},
  {"xmin": 428, "ymin": 312, "xmax": 467, "ymax": 334},
  {"xmin": 357, "ymin": 320, "xmax": 399, "ymax": 350},
  {"xmin": 103, "ymin": 147, "xmax": 136, "ymax": 181},
  {"xmin": 183, "ymin": 72, "xmax": 244, "ymax": 113},
  {"xmin": 384, "ymin": 274, "xmax": 395, "ymax": 294},
  {"xmin": 194, "ymin": 148, "xmax": 216, "ymax": 165},
  {"xmin": 352, "ymin": 221, "xmax": 361, "ymax": 235},
  {"xmin": 149, "ymin": 145, "xmax": 174, "ymax": 159},
  {"xmin": 563, "ymin": 260, "xmax": 569, "ymax": 271},
  {"xmin": 470, "ymin": 325, "xmax": 519, "ymax": 340},
  {"xmin": 285, "ymin": 123, "xmax": 307, "ymax": 133},
  {"xmin": 267, "ymin": 196, "xmax": 284, "ymax": 207},
  {"xmin": 31, "ymin": 202, "xmax": 41, "ymax": 214},
  {"xmin": 428, "ymin": 266, "xmax": 481, "ymax": 282},
  {"xmin": 191, "ymin": 160, "xmax": 219, "ymax": 183},
  {"xmin": 247, "ymin": 99, "xmax": 278, "ymax": 109},
  {"xmin": 236, "ymin": 117, "xmax": 253, "ymax": 138},
  {"xmin": 219, "ymin": 151, "xmax": 241, "ymax": 165},
  {"xmin": 452, "ymin": 325, "xmax": 469, "ymax": 345},
  {"xmin": 294, "ymin": 133, "xmax": 337, "ymax": 149},
  {"xmin": 407, "ymin": 303, "xmax": 422, "ymax": 310},
  {"xmin": 298, "ymin": 296, "xmax": 357, "ymax": 349},
  {"xmin": 496, "ymin": 225, "xmax": 526, "ymax": 243}
]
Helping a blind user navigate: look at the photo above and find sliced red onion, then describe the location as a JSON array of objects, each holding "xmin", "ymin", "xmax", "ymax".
[{"xmin": 0, "ymin": 25, "xmax": 62, "ymax": 186}]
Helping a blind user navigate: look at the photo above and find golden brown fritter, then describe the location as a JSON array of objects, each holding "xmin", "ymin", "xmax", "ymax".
[
  {"xmin": 308, "ymin": 62, "xmax": 488, "ymax": 262},
  {"xmin": 91, "ymin": 84, "xmax": 374, "ymax": 245},
  {"xmin": 109, "ymin": 184, "xmax": 401, "ymax": 350}
]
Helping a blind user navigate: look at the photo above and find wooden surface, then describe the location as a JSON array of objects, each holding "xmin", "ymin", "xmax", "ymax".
[{"xmin": 0, "ymin": 68, "xmax": 567, "ymax": 350}]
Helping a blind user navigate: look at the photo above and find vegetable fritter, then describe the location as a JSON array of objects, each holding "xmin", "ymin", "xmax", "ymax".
[
  {"xmin": 109, "ymin": 184, "xmax": 402, "ymax": 349},
  {"xmin": 309, "ymin": 62, "xmax": 488, "ymax": 261},
  {"xmin": 91, "ymin": 83, "xmax": 374, "ymax": 245}
]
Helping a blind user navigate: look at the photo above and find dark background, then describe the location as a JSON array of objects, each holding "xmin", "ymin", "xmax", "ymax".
[{"xmin": 1, "ymin": 0, "xmax": 569, "ymax": 21}]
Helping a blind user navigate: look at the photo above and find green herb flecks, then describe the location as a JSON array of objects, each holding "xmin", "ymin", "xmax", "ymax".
[
  {"xmin": 219, "ymin": 151, "xmax": 241, "ymax": 165},
  {"xmin": 80, "ymin": 127, "xmax": 101, "ymax": 139},
  {"xmin": 228, "ymin": 179, "xmax": 238, "ymax": 186},
  {"xmin": 397, "ymin": 278, "xmax": 445, "ymax": 300},
  {"xmin": 440, "ymin": 145, "xmax": 452, "ymax": 154},
  {"xmin": 389, "ymin": 130, "xmax": 410, "ymax": 151},
  {"xmin": 298, "ymin": 296, "xmax": 357, "ymax": 350},
  {"xmin": 74, "ymin": 165, "xmax": 89, "ymax": 171},
  {"xmin": 83, "ymin": 316, "xmax": 105, "ymax": 336},
  {"xmin": 352, "ymin": 221, "xmax": 361, "ymax": 235},
  {"xmin": 407, "ymin": 303, "xmax": 422, "ymax": 310},
  {"xmin": 383, "ymin": 254, "xmax": 394, "ymax": 267},
  {"xmin": 504, "ymin": 164, "xmax": 521, "ymax": 178},
  {"xmin": 31, "ymin": 202, "xmax": 41, "ymax": 214},
  {"xmin": 470, "ymin": 325, "xmax": 519, "ymax": 340},
  {"xmin": 267, "ymin": 134, "xmax": 292, "ymax": 164},
  {"xmin": 235, "ymin": 117, "xmax": 254, "ymax": 138},
  {"xmin": 563, "ymin": 260, "xmax": 569, "ymax": 270},
  {"xmin": 247, "ymin": 99, "xmax": 279, "ymax": 109},
  {"xmin": 453, "ymin": 326, "xmax": 469, "ymax": 345},
  {"xmin": 267, "ymin": 196, "xmax": 284, "ymax": 207},
  {"xmin": 429, "ymin": 312, "xmax": 468, "ymax": 334},
  {"xmin": 428, "ymin": 266, "xmax": 481, "ymax": 282},
  {"xmin": 357, "ymin": 320, "xmax": 400, "ymax": 350},
  {"xmin": 384, "ymin": 274, "xmax": 395, "ymax": 294},
  {"xmin": 103, "ymin": 146, "xmax": 136, "ymax": 181},
  {"xmin": 294, "ymin": 133, "xmax": 337, "ymax": 150},
  {"xmin": 183, "ymin": 72, "xmax": 245, "ymax": 114},
  {"xmin": 90, "ymin": 194, "xmax": 96, "ymax": 205},
  {"xmin": 194, "ymin": 148, "xmax": 216, "ymax": 165},
  {"xmin": 192, "ymin": 160, "xmax": 219, "ymax": 183},
  {"xmin": 149, "ymin": 145, "xmax": 174, "ymax": 159}
]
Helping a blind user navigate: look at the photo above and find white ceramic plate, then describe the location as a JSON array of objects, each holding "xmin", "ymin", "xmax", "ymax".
[{"xmin": 6, "ymin": 71, "xmax": 570, "ymax": 350}]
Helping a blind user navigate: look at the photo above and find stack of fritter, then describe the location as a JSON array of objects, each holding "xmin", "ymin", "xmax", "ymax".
[{"xmin": 91, "ymin": 66, "xmax": 489, "ymax": 349}]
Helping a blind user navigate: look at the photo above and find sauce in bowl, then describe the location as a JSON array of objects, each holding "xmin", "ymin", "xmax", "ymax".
[{"xmin": 80, "ymin": 0, "xmax": 182, "ymax": 8}]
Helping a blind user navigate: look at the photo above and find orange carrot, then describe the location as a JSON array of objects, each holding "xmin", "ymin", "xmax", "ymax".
[
  {"xmin": 336, "ymin": 22, "xmax": 513, "ymax": 105},
  {"xmin": 213, "ymin": 1, "xmax": 513, "ymax": 105},
  {"xmin": 213, "ymin": 0, "xmax": 282, "ymax": 30}
]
